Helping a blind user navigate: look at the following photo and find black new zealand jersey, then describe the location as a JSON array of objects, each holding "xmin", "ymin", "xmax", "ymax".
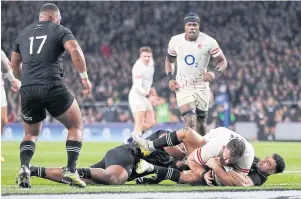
[
  {"xmin": 123, "ymin": 130, "xmax": 175, "ymax": 181},
  {"xmin": 248, "ymin": 157, "xmax": 268, "ymax": 186},
  {"xmin": 12, "ymin": 21, "xmax": 76, "ymax": 86}
]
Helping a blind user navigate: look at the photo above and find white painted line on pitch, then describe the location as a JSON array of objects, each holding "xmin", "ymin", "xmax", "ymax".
[
  {"xmin": 264, "ymin": 183, "xmax": 301, "ymax": 186},
  {"xmin": 1, "ymin": 186, "xmax": 121, "ymax": 191},
  {"xmin": 2, "ymin": 191, "xmax": 301, "ymax": 199},
  {"xmin": 283, "ymin": 171, "xmax": 301, "ymax": 173}
]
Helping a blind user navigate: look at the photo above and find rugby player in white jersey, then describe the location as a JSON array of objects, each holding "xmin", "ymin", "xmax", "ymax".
[
  {"xmin": 1, "ymin": 50, "xmax": 21, "ymax": 162},
  {"xmin": 135, "ymin": 127, "xmax": 255, "ymax": 186},
  {"xmin": 166, "ymin": 13, "xmax": 228, "ymax": 135},
  {"xmin": 125, "ymin": 47, "xmax": 158, "ymax": 143}
]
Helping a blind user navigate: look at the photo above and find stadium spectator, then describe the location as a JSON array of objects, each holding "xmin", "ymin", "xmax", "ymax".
[
  {"xmin": 1, "ymin": 2, "xmax": 300, "ymax": 137},
  {"xmin": 100, "ymin": 97, "xmax": 121, "ymax": 123}
]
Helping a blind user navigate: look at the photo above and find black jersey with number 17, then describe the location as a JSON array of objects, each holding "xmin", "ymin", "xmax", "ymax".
[{"xmin": 12, "ymin": 21, "xmax": 76, "ymax": 86}]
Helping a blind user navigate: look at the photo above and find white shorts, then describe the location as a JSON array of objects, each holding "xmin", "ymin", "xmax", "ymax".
[
  {"xmin": 128, "ymin": 89, "xmax": 153, "ymax": 113},
  {"xmin": 1, "ymin": 86, "xmax": 7, "ymax": 107},
  {"xmin": 175, "ymin": 87, "xmax": 210, "ymax": 111}
]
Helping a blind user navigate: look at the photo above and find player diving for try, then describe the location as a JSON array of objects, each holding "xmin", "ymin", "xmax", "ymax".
[
  {"xmin": 29, "ymin": 127, "xmax": 285, "ymax": 187},
  {"xmin": 135, "ymin": 127, "xmax": 285, "ymax": 186}
]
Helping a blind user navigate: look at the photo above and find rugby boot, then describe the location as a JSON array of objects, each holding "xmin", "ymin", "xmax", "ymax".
[
  {"xmin": 133, "ymin": 136, "xmax": 154, "ymax": 156},
  {"xmin": 62, "ymin": 167, "xmax": 86, "ymax": 188},
  {"xmin": 16, "ymin": 165, "xmax": 31, "ymax": 188},
  {"xmin": 135, "ymin": 159, "xmax": 154, "ymax": 174}
]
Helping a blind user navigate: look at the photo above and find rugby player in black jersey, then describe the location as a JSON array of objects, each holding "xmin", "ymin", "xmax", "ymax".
[
  {"xmin": 136, "ymin": 155, "xmax": 285, "ymax": 186},
  {"xmin": 11, "ymin": 3, "xmax": 92, "ymax": 188},
  {"xmin": 29, "ymin": 130, "xmax": 184, "ymax": 185}
]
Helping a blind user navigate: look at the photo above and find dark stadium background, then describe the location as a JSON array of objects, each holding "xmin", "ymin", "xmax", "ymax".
[{"xmin": 1, "ymin": 1, "xmax": 300, "ymax": 141}]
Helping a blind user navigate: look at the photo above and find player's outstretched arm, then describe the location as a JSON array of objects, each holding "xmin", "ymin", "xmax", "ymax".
[
  {"xmin": 64, "ymin": 40, "xmax": 92, "ymax": 95},
  {"xmin": 206, "ymin": 157, "xmax": 248, "ymax": 186}
]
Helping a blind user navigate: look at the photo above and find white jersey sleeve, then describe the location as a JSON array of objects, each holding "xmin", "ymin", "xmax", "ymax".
[
  {"xmin": 132, "ymin": 62, "xmax": 143, "ymax": 79},
  {"xmin": 195, "ymin": 127, "xmax": 254, "ymax": 175},
  {"xmin": 233, "ymin": 142, "xmax": 254, "ymax": 175},
  {"xmin": 209, "ymin": 38, "xmax": 221, "ymax": 58},
  {"xmin": 167, "ymin": 36, "xmax": 177, "ymax": 57},
  {"xmin": 193, "ymin": 137, "xmax": 224, "ymax": 165}
]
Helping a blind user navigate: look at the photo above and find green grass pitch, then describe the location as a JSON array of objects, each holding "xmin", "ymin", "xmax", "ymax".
[{"xmin": 1, "ymin": 141, "xmax": 301, "ymax": 195}]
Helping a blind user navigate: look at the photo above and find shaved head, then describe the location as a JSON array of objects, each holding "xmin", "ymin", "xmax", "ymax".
[
  {"xmin": 40, "ymin": 3, "xmax": 59, "ymax": 13},
  {"xmin": 39, "ymin": 3, "xmax": 61, "ymax": 24}
]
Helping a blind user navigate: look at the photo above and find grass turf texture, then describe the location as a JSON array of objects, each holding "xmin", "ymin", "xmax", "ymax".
[{"xmin": 1, "ymin": 141, "xmax": 301, "ymax": 195}]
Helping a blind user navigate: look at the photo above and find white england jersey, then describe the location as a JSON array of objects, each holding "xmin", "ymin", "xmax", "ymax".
[
  {"xmin": 193, "ymin": 127, "xmax": 254, "ymax": 175},
  {"xmin": 1, "ymin": 50, "xmax": 8, "ymax": 107},
  {"xmin": 1, "ymin": 50, "xmax": 7, "ymax": 87},
  {"xmin": 167, "ymin": 32, "xmax": 221, "ymax": 89},
  {"xmin": 131, "ymin": 58, "xmax": 154, "ymax": 96}
]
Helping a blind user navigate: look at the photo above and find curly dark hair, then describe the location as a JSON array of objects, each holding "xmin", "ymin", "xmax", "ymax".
[{"xmin": 272, "ymin": 153, "xmax": 285, "ymax": 174}]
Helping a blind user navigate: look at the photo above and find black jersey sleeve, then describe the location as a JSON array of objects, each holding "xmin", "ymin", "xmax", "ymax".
[
  {"xmin": 60, "ymin": 26, "xmax": 76, "ymax": 44},
  {"xmin": 12, "ymin": 35, "xmax": 21, "ymax": 53},
  {"xmin": 249, "ymin": 173, "xmax": 265, "ymax": 186}
]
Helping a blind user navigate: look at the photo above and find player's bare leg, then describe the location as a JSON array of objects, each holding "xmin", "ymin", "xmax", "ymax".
[
  {"xmin": 134, "ymin": 127, "xmax": 206, "ymax": 156},
  {"xmin": 196, "ymin": 109, "xmax": 207, "ymax": 136},
  {"xmin": 125, "ymin": 109, "xmax": 155, "ymax": 144},
  {"xmin": 179, "ymin": 102, "xmax": 197, "ymax": 132},
  {"xmin": 143, "ymin": 110, "xmax": 156, "ymax": 132},
  {"xmin": 55, "ymin": 98, "xmax": 85, "ymax": 187},
  {"xmin": 31, "ymin": 166, "xmax": 128, "ymax": 185},
  {"xmin": 136, "ymin": 159, "xmax": 203, "ymax": 185},
  {"xmin": 17, "ymin": 121, "xmax": 42, "ymax": 188},
  {"xmin": 132, "ymin": 111, "xmax": 146, "ymax": 137},
  {"xmin": 1, "ymin": 106, "xmax": 7, "ymax": 163},
  {"xmin": 89, "ymin": 165, "xmax": 128, "ymax": 185}
]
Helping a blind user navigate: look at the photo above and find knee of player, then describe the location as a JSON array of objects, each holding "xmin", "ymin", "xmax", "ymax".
[
  {"xmin": 106, "ymin": 172, "xmax": 125, "ymax": 185},
  {"xmin": 71, "ymin": 121, "xmax": 84, "ymax": 131},
  {"xmin": 183, "ymin": 115, "xmax": 196, "ymax": 127},
  {"xmin": 149, "ymin": 118, "xmax": 156, "ymax": 127},
  {"xmin": 1, "ymin": 116, "xmax": 7, "ymax": 126}
]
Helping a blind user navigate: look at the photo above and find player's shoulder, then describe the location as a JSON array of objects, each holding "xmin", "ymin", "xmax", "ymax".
[
  {"xmin": 133, "ymin": 59, "xmax": 144, "ymax": 68},
  {"xmin": 1, "ymin": 50, "xmax": 6, "ymax": 57},
  {"xmin": 199, "ymin": 32, "xmax": 216, "ymax": 42},
  {"xmin": 16, "ymin": 23, "xmax": 36, "ymax": 38},
  {"xmin": 170, "ymin": 33, "xmax": 185, "ymax": 41},
  {"xmin": 55, "ymin": 24, "xmax": 73, "ymax": 34}
]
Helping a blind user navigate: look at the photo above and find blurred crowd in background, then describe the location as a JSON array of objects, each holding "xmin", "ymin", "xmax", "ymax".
[{"xmin": 1, "ymin": 1, "xmax": 301, "ymax": 140}]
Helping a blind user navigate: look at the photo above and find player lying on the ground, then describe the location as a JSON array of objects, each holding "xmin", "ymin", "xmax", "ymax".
[
  {"xmin": 134, "ymin": 127, "xmax": 285, "ymax": 186},
  {"xmin": 134, "ymin": 127, "xmax": 255, "ymax": 186},
  {"xmin": 29, "ymin": 130, "xmax": 185, "ymax": 185},
  {"xmin": 136, "ymin": 154, "xmax": 285, "ymax": 186}
]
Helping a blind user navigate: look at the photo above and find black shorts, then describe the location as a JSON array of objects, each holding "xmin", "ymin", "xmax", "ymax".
[
  {"xmin": 20, "ymin": 85, "xmax": 74, "ymax": 124},
  {"xmin": 97, "ymin": 146, "xmax": 136, "ymax": 177}
]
